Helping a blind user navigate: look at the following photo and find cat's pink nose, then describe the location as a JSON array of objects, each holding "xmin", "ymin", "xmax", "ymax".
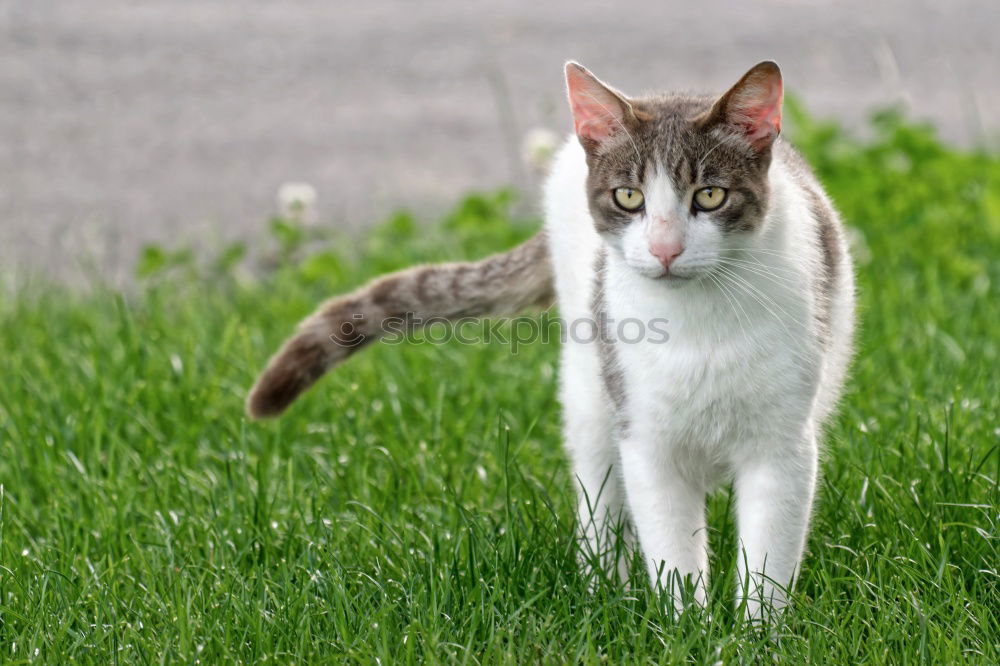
[{"xmin": 649, "ymin": 240, "xmax": 684, "ymax": 270}]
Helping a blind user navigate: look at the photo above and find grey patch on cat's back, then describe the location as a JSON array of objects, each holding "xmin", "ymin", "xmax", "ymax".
[
  {"xmin": 592, "ymin": 249, "xmax": 628, "ymax": 431},
  {"xmin": 805, "ymin": 187, "xmax": 843, "ymax": 347},
  {"xmin": 775, "ymin": 141, "xmax": 844, "ymax": 348}
]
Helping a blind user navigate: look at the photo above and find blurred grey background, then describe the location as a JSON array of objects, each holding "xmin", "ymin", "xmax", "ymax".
[{"xmin": 2, "ymin": 0, "xmax": 997, "ymax": 282}]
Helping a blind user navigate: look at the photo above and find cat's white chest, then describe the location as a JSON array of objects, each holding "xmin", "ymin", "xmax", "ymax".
[{"xmin": 605, "ymin": 257, "xmax": 820, "ymax": 477}]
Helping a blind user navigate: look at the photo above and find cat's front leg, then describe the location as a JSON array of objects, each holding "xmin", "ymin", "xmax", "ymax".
[
  {"xmin": 619, "ymin": 437, "xmax": 708, "ymax": 610},
  {"xmin": 568, "ymin": 435, "xmax": 632, "ymax": 585},
  {"xmin": 561, "ymin": 346, "xmax": 633, "ymax": 583},
  {"xmin": 734, "ymin": 427, "xmax": 818, "ymax": 622}
]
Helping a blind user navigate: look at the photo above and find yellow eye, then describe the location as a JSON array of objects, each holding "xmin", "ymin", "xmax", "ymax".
[
  {"xmin": 613, "ymin": 187, "xmax": 645, "ymax": 211},
  {"xmin": 693, "ymin": 186, "xmax": 727, "ymax": 211}
]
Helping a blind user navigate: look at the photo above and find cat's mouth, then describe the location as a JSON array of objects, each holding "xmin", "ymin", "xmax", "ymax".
[{"xmin": 655, "ymin": 271, "xmax": 695, "ymax": 286}]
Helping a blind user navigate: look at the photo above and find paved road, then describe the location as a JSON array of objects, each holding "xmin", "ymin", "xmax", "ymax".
[{"xmin": 2, "ymin": 0, "xmax": 997, "ymax": 283}]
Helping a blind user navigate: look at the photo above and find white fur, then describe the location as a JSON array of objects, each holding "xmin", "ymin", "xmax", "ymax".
[{"xmin": 544, "ymin": 137, "xmax": 855, "ymax": 617}]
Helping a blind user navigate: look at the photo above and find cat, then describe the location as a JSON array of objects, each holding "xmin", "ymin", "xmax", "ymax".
[{"xmin": 246, "ymin": 60, "xmax": 855, "ymax": 620}]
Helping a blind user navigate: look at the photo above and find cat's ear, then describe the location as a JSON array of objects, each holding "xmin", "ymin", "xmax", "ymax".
[
  {"xmin": 565, "ymin": 62, "xmax": 638, "ymax": 148},
  {"xmin": 701, "ymin": 61, "xmax": 783, "ymax": 152}
]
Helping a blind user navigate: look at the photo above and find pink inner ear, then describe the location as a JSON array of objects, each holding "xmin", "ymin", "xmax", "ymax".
[
  {"xmin": 573, "ymin": 112, "xmax": 617, "ymax": 142},
  {"xmin": 732, "ymin": 77, "xmax": 783, "ymax": 147},
  {"xmin": 566, "ymin": 65, "xmax": 626, "ymax": 143}
]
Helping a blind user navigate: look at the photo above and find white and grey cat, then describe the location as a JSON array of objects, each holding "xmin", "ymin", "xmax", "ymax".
[{"xmin": 246, "ymin": 61, "xmax": 855, "ymax": 620}]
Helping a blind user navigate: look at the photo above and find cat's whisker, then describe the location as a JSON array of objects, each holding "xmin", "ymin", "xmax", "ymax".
[
  {"xmin": 713, "ymin": 271, "xmax": 816, "ymax": 376},
  {"xmin": 716, "ymin": 264, "xmax": 799, "ymax": 288},
  {"xmin": 716, "ymin": 259, "xmax": 799, "ymax": 287},
  {"xmin": 715, "ymin": 267, "xmax": 815, "ymax": 352},
  {"xmin": 715, "ymin": 267, "xmax": 819, "ymax": 373},
  {"xmin": 708, "ymin": 272, "xmax": 753, "ymax": 348},
  {"xmin": 716, "ymin": 256, "xmax": 810, "ymax": 289},
  {"xmin": 719, "ymin": 247, "xmax": 804, "ymax": 261},
  {"xmin": 717, "ymin": 252, "xmax": 801, "ymax": 273},
  {"xmin": 715, "ymin": 265, "xmax": 801, "ymax": 297},
  {"xmin": 715, "ymin": 265, "xmax": 809, "ymax": 332},
  {"xmin": 709, "ymin": 273, "xmax": 776, "ymax": 365}
]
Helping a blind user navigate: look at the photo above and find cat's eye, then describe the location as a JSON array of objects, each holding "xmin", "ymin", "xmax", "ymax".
[
  {"xmin": 693, "ymin": 186, "xmax": 727, "ymax": 212},
  {"xmin": 613, "ymin": 187, "xmax": 645, "ymax": 211}
]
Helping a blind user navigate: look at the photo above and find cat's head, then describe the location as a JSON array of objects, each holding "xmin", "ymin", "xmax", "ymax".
[{"xmin": 566, "ymin": 61, "xmax": 783, "ymax": 284}]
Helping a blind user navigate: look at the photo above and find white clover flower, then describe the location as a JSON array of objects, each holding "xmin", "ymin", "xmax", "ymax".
[
  {"xmin": 277, "ymin": 182, "xmax": 318, "ymax": 225},
  {"xmin": 521, "ymin": 127, "xmax": 559, "ymax": 172}
]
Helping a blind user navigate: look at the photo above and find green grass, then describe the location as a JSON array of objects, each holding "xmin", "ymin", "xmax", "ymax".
[{"xmin": 1, "ymin": 108, "xmax": 998, "ymax": 663}]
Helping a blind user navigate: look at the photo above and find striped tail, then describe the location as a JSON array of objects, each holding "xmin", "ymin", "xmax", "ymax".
[{"xmin": 246, "ymin": 232, "xmax": 553, "ymax": 419}]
